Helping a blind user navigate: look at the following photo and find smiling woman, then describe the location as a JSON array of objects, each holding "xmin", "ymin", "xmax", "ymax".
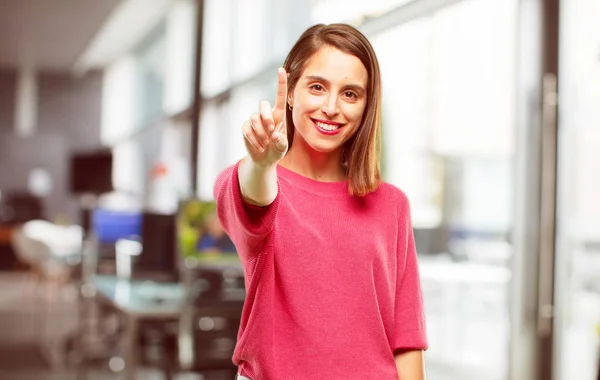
[
  {"xmin": 214, "ymin": 23, "xmax": 427, "ymax": 380},
  {"xmin": 286, "ymin": 46, "xmax": 368, "ymax": 158},
  {"xmin": 282, "ymin": 25, "xmax": 382, "ymax": 195}
]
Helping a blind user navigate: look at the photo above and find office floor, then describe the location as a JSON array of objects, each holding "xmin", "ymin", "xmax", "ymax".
[{"xmin": 0, "ymin": 272, "xmax": 493, "ymax": 380}]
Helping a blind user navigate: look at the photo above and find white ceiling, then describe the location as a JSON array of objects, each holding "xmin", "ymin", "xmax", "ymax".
[{"xmin": 0, "ymin": 0, "xmax": 121, "ymax": 70}]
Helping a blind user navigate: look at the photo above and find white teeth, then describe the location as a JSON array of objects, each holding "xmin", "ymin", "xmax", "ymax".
[{"xmin": 316, "ymin": 121, "xmax": 339, "ymax": 131}]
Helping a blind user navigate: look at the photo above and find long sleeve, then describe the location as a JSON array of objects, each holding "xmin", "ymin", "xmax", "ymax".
[
  {"xmin": 213, "ymin": 160, "xmax": 280, "ymax": 260},
  {"xmin": 393, "ymin": 195, "xmax": 428, "ymax": 352}
]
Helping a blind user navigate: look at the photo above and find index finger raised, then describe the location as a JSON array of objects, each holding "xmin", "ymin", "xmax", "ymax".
[{"xmin": 273, "ymin": 67, "xmax": 288, "ymax": 113}]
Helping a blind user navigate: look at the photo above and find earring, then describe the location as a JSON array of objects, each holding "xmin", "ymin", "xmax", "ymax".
[{"xmin": 288, "ymin": 104, "xmax": 293, "ymax": 111}]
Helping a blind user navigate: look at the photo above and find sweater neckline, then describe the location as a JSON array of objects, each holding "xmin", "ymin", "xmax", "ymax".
[{"xmin": 276, "ymin": 164, "xmax": 349, "ymax": 195}]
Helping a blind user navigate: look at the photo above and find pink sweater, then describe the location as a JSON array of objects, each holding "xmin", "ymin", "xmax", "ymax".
[{"xmin": 214, "ymin": 161, "xmax": 427, "ymax": 380}]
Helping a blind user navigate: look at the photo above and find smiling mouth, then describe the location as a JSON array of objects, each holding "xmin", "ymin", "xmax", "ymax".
[{"xmin": 312, "ymin": 118, "xmax": 344, "ymax": 133}]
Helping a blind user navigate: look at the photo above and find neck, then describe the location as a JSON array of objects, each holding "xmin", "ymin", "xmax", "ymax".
[{"xmin": 280, "ymin": 136, "xmax": 345, "ymax": 182}]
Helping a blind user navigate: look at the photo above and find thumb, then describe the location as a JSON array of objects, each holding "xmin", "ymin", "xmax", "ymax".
[{"xmin": 271, "ymin": 122, "xmax": 288, "ymax": 154}]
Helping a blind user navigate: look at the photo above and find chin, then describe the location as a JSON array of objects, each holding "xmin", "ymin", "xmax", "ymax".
[{"xmin": 306, "ymin": 139, "xmax": 343, "ymax": 154}]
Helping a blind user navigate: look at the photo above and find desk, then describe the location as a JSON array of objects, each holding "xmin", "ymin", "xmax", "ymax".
[
  {"xmin": 80, "ymin": 253, "xmax": 244, "ymax": 379},
  {"xmin": 86, "ymin": 275, "xmax": 185, "ymax": 380},
  {"xmin": 187, "ymin": 254, "xmax": 243, "ymax": 271},
  {"xmin": 92, "ymin": 275, "xmax": 185, "ymax": 317}
]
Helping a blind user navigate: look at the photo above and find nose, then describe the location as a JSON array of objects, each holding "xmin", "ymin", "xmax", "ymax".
[{"xmin": 321, "ymin": 94, "xmax": 340, "ymax": 117}]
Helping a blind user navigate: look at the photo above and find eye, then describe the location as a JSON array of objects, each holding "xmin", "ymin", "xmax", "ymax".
[
  {"xmin": 343, "ymin": 91, "xmax": 358, "ymax": 99},
  {"xmin": 309, "ymin": 84, "xmax": 324, "ymax": 92}
]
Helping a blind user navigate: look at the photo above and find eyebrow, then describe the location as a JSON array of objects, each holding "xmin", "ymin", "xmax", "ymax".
[{"xmin": 304, "ymin": 75, "xmax": 366, "ymax": 94}]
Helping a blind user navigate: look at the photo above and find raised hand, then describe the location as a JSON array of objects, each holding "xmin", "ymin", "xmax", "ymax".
[{"xmin": 242, "ymin": 67, "xmax": 289, "ymax": 167}]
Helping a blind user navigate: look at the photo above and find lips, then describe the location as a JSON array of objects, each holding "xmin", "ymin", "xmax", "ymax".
[{"xmin": 311, "ymin": 118, "xmax": 344, "ymax": 136}]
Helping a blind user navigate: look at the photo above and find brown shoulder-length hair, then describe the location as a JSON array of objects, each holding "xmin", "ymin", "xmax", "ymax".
[{"xmin": 283, "ymin": 23, "xmax": 382, "ymax": 197}]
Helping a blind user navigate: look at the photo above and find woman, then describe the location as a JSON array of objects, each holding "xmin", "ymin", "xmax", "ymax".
[{"xmin": 214, "ymin": 23, "xmax": 427, "ymax": 380}]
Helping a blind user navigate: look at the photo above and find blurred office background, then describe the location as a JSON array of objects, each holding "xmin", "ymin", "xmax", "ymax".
[{"xmin": 0, "ymin": 0, "xmax": 598, "ymax": 379}]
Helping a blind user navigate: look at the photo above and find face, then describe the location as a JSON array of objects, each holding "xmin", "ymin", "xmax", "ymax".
[{"xmin": 289, "ymin": 46, "xmax": 368, "ymax": 155}]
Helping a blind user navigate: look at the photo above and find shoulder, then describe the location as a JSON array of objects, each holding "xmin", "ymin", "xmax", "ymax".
[
  {"xmin": 373, "ymin": 182, "xmax": 411, "ymax": 216},
  {"xmin": 215, "ymin": 161, "xmax": 241, "ymax": 185},
  {"xmin": 213, "ymin": 161, "xmax": 242, "ymax": 199},
  {"xmin": 218, "ymin": 161, "xmax": 239, "ymax": 178}
]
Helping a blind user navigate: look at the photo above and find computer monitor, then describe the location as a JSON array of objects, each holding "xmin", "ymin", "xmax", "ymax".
[
  {"xmin": 69, "ymin": 151, "xmax": 113, "ymax": 195},
  {"xmin": 133, "ymin": 212, "xmax": 179, "ymax": 281}
]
